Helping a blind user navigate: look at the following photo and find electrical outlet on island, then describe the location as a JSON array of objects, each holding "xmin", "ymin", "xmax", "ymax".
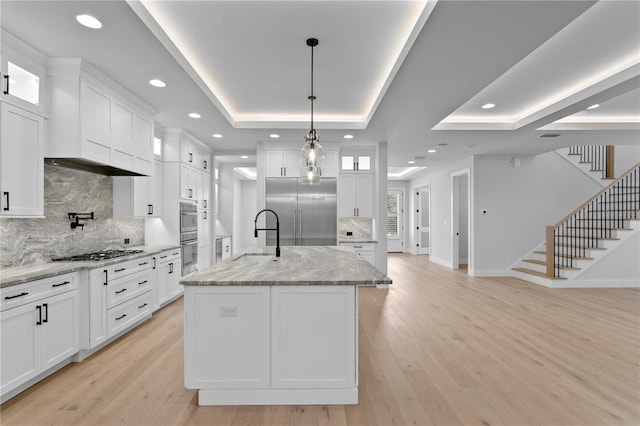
[{"xmin": 124, "ymin": 238, "xmax": 130, "ymax": 244}]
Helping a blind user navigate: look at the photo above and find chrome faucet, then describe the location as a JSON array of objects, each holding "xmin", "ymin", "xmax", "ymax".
[{"xmin": 254, "ymin": 209, "xmax": 281, "ymax": 257}]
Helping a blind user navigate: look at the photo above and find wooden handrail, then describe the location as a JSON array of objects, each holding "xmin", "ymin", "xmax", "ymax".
[{"xmin": 551, "ymin": 162, "xmax": 640, "ymax": 228}]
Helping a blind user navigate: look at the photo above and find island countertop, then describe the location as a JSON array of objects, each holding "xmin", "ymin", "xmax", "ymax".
[{"xmin": 181, "ymin": 246, "xmax": 392, "ymax": 286}]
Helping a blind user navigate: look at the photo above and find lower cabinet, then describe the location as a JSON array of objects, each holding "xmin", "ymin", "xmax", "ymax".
[
  {"xmin": 153, "ymin": 249, "xmax": 182, "ymax": 310},
  {"xmin": 0, "ymin": 273, "xmax": 78, "ymax": 400},
  {"xmin": 184, "ymin": 285, "xmax": 357, "ymax": 405},
  {"xmin": 339, "ymin": 242, "xmax": 376, "ymax": 267}
]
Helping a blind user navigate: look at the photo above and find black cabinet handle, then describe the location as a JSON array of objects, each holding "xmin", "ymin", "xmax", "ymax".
[
  {"xmin": 169, "ymin": 263, "xmax": 174, "ymax": 274},
  {"xmin": 172, "ymin": 252, "xmax": 180, "ymax": 256},
  {"xmin": 43, "ymin": 303, "xmax": 48, "ymax": 323},
  {"xmin": 138, "ymin": 280, "xmax": 148, "ymax": 285},
  {"xmin": 3, "ymin": 75, "xmax": 9, "ymax": 95},
  {"xmin": 114, "ymin": 267, "xmax": 126, "ymax": 273},
  {"xmin": 203, "ymin": 211, "xmax": 207, "ymax": 220},
  {"xmin": 152, "ymin": 257, "xmax": 157, "ymax": 269},
  {"xmin": 116, "ymin": 314, "xmax": 127, "ymax": 321},
  {"xmin": 115, "ymin": 288, "xmax": 127, "ymax": 294},
  {"xmin": 3, "ymin": 191, "xmax": 9, "ymax": 211},
  {"xmin": 189, "ymin": 188, "xmax": 193, "ymax": 198},
  {"xmin": 148, "ymin": 204, "xmax": 153, "ymax": 215},
  {"xmin": 139, "ymin": 261, "xmax": 149, "ymax": 266},
  {"xmin": 36, "ymin": 305, "xmax": 42, "ymax": 325},
  {"xmin": 138, "ymin": 303, "xmax": 148, "ymax": 309},
  {"xmin": 203, "ymin": 200, "xmax": 207, "ymax": 209},
  {"xmin": 52, "ymin": 281, "xmax": 70, "ymax": 288},
  {"xmin": 203, "ymin": 160, "xmax": 207, "ymax": 169},
  {"xmin": 160, "ymin": 255, "xmax": 168, "ymax": 259},
  {"xmin": 104, "ymin": 270, "xmax": 108, "ymax": 286},
  {"xmin": 5, "ymin": 291, "xmax": 28, "ymax": 300},
  {"xmin": 189, "ymin": 152, "xmax": 193, "ymax": 162}
]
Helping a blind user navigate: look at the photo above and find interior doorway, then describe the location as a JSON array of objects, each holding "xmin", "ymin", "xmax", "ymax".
[
  {"xmin": 451, "ymin": 169, "xmax": 470, "ymax": 271},
  {"xmin": 415, "ymin": 186, "xmax": 430, "ymax": 255},
  {"xmin": 387, "ymin": 189, "xmax": 404, "ymax": 252}
]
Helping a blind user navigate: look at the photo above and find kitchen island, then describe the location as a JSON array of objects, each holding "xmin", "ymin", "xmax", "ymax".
[{"xmin": 181, "ymin": 246, "xmax": 391, "ymax": 406}]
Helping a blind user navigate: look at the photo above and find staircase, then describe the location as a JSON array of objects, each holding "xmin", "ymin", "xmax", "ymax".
[
  {"xmin": 512, "ymin": 161, "xmax": 640, "ymax": 287},
  {"xmin": 557, "ymin": 145, "xmax": 615, "ymax": 186}
]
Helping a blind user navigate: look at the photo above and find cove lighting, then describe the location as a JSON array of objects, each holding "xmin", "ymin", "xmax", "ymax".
[
  {"xmin": 149, "ymin": 79, "xmax": 166, "ymax": 88},
  {"xmin": 76, "ymin": 14, "xmax": 102, "ymax": 29},
  {"xmin": 481, "ymin": 103, "xmax": 496, "ymax": 109},
  {"xmin": 188, "ymin": 113, "xmax": 201, "ymax": 119},
  {"xmin": 587, "ymin": 104, "xmax": 600, "ymax": 110}
]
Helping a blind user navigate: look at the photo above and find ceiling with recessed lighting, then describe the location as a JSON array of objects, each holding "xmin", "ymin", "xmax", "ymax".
[{"xmin": 0, "ymin": 0, "xmax": 638, "ymax": 172}]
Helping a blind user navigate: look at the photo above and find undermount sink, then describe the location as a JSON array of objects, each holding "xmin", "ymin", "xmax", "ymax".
[{"xmin": 232, "ymin": 253, "xmax": 278, "ymax": 263}]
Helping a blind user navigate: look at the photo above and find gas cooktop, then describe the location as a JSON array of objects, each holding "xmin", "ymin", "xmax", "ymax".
[{"xmin": 51, "ymin": 249, "xmax": 144, "ymax": 262}]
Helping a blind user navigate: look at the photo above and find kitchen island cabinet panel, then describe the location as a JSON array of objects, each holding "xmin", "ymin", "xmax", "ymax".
[
  {"xmin": 39, "ymin": 291, "xmax": 79, "ymax": 370},
  {"xmin": 185, "ymin": 286, "xmax": 270, "ymax": 390}
]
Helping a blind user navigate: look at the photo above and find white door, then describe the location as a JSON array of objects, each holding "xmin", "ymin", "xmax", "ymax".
[
  {"xmin": 451, "ymin": 170, "xmax": 470, "ymax": 270},
  {"xmin": 387, "ymin": 189, "xmax": 403, "ymax": 252},
  {"xmin": 415, "ymin": 188, "xmax": 430, "ymax": 255}
]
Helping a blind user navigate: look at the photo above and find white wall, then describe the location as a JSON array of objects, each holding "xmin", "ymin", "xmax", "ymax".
[
  {"xmin": 473, "ymin": 152, "xmax": 601, "ymax": 275},
  {"xmin": 237, "ymin": 179, "xmax": 258, "ymax": 254},
  {"xmin": 614, "ymin": 144, "xmax": 640, "ymax": 177},
  {"xmin": 575, "ymin": 233, "xmax": 640, "ymax": 286},
  {"xmin": 218, "ymin": 164, "xmax": 236, "ymax": 242}
]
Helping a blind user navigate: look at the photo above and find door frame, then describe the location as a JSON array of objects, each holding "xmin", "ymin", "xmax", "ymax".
[
  {"xmin": 451, "ymin": 168, "xmax": 471, "ymax": 271},
  {"xmin": 413, "ymin": 184, "xmax": 430, "ymax": 255}
]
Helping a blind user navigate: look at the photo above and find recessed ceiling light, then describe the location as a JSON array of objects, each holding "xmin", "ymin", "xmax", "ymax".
[
  {"xmin": 188, "ymin": 113, "xmax": 201, "ymax": 119},
  {"xmin": 269, "ymin": 134, "xmax": 280, "ymax": 138},
  {"xmin": 427, "ymin": 149, "xmax": 436, "ymax": 153},
  {"xmin": 212, "ymin": 134, "xmax": 223, "ymax": 138},
  {"xmin": 344, "ymin": 134, "xmax": 354, "ymax": 139},
  {"xmin": 587, "ymin": 104, "xmax": 600, "ymax": 110},
  {"xmin": 408, "ymin": 160, "xmax": 416, "ymax": 164},
  {"xmin": 481, "ymin": 103, "xmax": 496, "ymax": 109},
  {"xmin": 75, "ymin": 14, "xmax": 102, "ymax": 29},
  {"xmin": 149, "ymin": 79, "xmax": 166, "ymax": 88},
  {"xmin": 241, "ymin": 155, "xmax": 249, "ymax": 159}
]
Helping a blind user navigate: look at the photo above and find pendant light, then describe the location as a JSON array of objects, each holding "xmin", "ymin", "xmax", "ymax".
[{"xmin": 300, "ymin": 37, "xmax": 324, "ymax": 185}]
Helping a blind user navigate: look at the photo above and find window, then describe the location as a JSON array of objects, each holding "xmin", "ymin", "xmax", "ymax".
[
  {"xmin": 7, "ymin": 62, "xmax": 40, "ymax": 106},
  {"xmin": 153, "ymin": 137, "xmax": 162, "ymax": 156},
  {"xmin": 387, "ymin": 192, "xmax": 400, "ymax": 237}
]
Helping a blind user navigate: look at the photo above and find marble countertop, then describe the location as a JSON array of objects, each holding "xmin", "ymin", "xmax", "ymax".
[
  {"xmin": 0, "ymin": 245, "xmax": 181, "ymax": 288},
  {"xmin": 181, "ymin": 246, "xmax": 392, "ymax": 286},
  {"xmin": 338, "ymin": 239, "xmax": 378, "ymax": 244}
]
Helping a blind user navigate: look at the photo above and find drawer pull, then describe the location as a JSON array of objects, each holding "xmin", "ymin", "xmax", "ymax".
[
  {"xmin": 52, "ymin": 281, "xmax": 71, "ymax": 288},
  {"xmin": 160, "ymin": 255, "xmax": 168, "ymax": 259},
  {"xmin": 36, "ymin": 305, "xmax": 42, "ymax": 325},
  {"xmin": 114, "ymin": 268, "xmax": 126, "ymax": 273},
  {"xmin": 138, "ymin": 280, "xmax": 148, "ymax": 285},
  {"xmin": 5, "ymin": 291, "xmax": 28, "ymax": 300},
  {"xmin": 138, "ymin": 303, "xmax": 148, "ymax": 309},
  {"xmin": 173, "ymin": 252, "xmax": 180, "ymax": 256},
  {"xmin": 354, "ymin": 246, "xmax": 363, "ymax": 249},
  {"xmin": 115, "ymin": 288, "xmax": 127, "ymax": 294},
  {"xmin": 115, "ymin": 314, "xmax": 127, "ymax": 321},
  {"xmin": 139, "ymin": 261, "xmax": 149, "ymax": 266}
]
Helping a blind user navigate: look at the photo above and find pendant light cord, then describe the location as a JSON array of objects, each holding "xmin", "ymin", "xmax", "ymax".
[{"xmin": 307, "ymin": 38, "xmax": 318, "ymax": 142}]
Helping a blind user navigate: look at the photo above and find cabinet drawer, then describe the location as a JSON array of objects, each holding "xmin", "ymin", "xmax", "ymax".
[
  {"xmin": 339, "ymin": 243, "xmax": 375, "ymax": 252},
  {"xmin": 155, "ymin": 249, "xmax": 181, "ymax": 266},
  {"xmin": 1, "ymin": 273, "xmax": 77, "ymax": 312},
  {"xmin": 106, "ymin": 256, "xmax": 152, "ymax": 281},
  {"xmin": 107, "ymin": 292, "xmax": 152, "ymax": 339},
  {"xmin": 107, "ymin": 269, "xmax": 152, "ymax": 309}
]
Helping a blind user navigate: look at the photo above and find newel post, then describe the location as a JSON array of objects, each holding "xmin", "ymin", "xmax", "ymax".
[{"xmin": 545, "ymin": 226, "xmax": 555, "ymax": 278}]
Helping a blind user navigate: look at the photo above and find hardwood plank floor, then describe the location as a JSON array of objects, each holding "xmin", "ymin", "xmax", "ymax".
[{"xmin": 2, "ymin": 254, "xmax": 638, "ymax": 425}]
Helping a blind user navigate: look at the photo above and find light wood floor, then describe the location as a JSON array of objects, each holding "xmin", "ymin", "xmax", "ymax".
[{"xmin": 2, "ymin": 254, "xmax": 639, "ymax": 425}]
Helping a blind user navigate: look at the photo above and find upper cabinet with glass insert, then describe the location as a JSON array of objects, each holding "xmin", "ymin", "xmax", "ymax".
[
  {"xmin": 1, "ymin": 31, "xmax": 48, "ymax": 116},
  {"xmin": 340, "ymin": 149, "xmax": 374, "ymax": 173}
]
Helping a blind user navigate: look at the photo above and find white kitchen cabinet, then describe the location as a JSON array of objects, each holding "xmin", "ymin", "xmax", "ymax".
[
  {"xmin": 181, "ymin": 137, "xmax": 210, "ymax": 173},
  {"xmin": 221, "ymin": 237, "xmax": 232, "ymax": 260},
  {"xmin": 0, "ymin": 102, "xmax": 44, "ymax": 217},
  {"xmin": 321, "ymin": 150, "xmax": 339, "ymax": 177},
  {"xmin": 339, "ymin": 242, "xmax": 376, "ymax": 268},
  {"xmin": 198, "ymin": 244, "xmax": 211, "ymax": 272},
  {"xmin": 200, "ymin": 171, "xmax": 211, "ymax": 209},
  {"xmin": 47, "ymin": 59, "xmax": 154, "ymax": 176},
  {"xmin": 113, "ymin": 159, "xmax": 163, "ymax": 217},
  {"xmin": 154, "ymin": 249, "xmax": 182, "ymax": 310},
  {"xmin": 180, "ymin": 163, "xmax": 199, "ymax": 203},
  {"xmin": 271, "ymin": 286, "xmax": 356, "ymax": 390},
  {"xmin": 1, "ymin": 31, "xmax": 48, "ymax": 115},
  {"xmin": 265, "ymin": 150, "xmax": 300, "ymax": 177},
  {"xmin": 185, "ymin": 286, "xmax": 271, "ymax": 390},
  {"xmin": 1, "ymin": 273, "xmax": 79, "ymax": 400},
  {"xmin": 340, "ymin": 149, "xmax": 374, "ymax": 173},
  {"xmin": 338, "ymin": 173, "xmax": 374, "ymax": 218}
]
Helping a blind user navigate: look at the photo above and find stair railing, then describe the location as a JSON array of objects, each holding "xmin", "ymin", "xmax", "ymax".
[
  {"xmin": 545, "ymin": 163, "xmax": 639, "ymax": 278},
  {"xmin": 568, "ymin": 145, "xmax": 615, "ymax": 179}
]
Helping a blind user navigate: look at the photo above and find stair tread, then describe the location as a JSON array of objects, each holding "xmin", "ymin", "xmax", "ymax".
[
  {"xmin": 533, "ymin": 251, "xmax": 593, "ymax": 260},
  {"xmin": 512, "ymin": 267, "xmax": 567, "ymax": 280},
  {"xmin": 523, "ymin": 259, "xmax": 546, "ymax": 266}
]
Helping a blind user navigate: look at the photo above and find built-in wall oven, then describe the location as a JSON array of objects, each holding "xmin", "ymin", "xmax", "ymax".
[{"xmin": 180, "ymin": 202, "xmax": 198, "ymax": 275}]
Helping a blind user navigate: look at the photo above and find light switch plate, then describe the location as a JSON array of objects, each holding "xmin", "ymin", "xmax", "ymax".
[{"xmin": 220, "ymin": 306, "xmax": 238, "ymax": 317}]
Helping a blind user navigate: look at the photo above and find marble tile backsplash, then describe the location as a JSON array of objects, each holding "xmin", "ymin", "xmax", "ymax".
[
  {"xmin": 338, "ymin": 217, "xmax": 374, "ymax": 241},
  {"xmin": 1, "ymin": 164, "xmax": 144, "ymax": 268}
]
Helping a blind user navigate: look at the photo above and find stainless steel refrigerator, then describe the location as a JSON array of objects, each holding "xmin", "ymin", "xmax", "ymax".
[{"xmin": 265, "ymin": 178, "xmax": 337, "ymax": 246}]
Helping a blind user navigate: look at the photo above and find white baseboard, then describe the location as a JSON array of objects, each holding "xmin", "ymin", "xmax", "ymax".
[
  {"xmin": 429, "ymin": 256, "xmax": 452, "ymax": 268},
  {"xmin": 198, "ymin": 388, "xmax": 358, "ymax": 406}
]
